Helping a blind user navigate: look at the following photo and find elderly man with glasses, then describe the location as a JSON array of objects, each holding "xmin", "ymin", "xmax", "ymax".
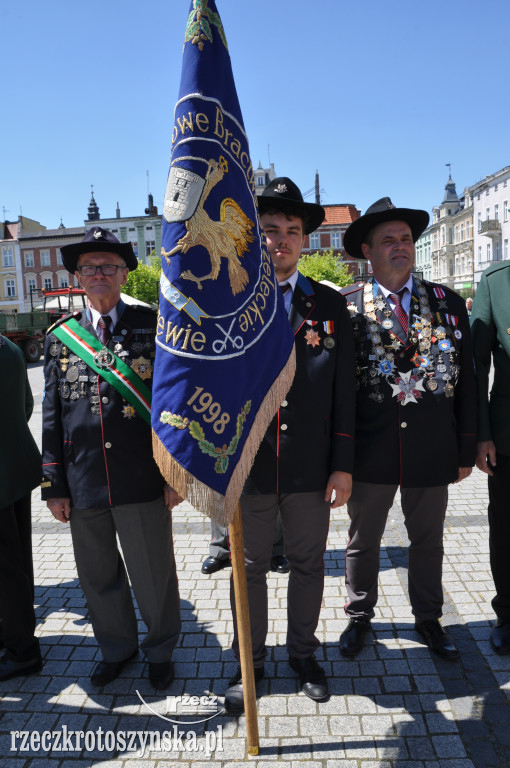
[{"xmin": 41, "ymin": 227, "xmax": 181, "ymax": 689}]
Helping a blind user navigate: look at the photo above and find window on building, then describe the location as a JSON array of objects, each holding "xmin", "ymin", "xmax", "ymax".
[
  {"xmin": 27, "ymin": 278, "xmax": 37, "ymax": 295},
  {"xmin": 466, "ymin": 221, "xmax": 470, "ymax": 239},
  {"xmin": 477, "ymin": 213, "xmax": 482, "ymax": 231},
  {"xmin": 449, "ymin": 260, "xmax": 454, "ymax": 276},
  {"xmin": 59, "ymin": 276, "xmax": 69, "ymax": 288},
  {"xmin": 504, "ymin": 201, "xmax": 508, "ymax": 222},
  {"xmin": 495, "ymin": 204, "xmax": 499, "ymax": 221},
  {"xmin": 448, "ymin": 228, "xmax": 453, "ymax": 244},
  {"xmin": 486, "ymin": 208, "xmax": 490, "ymax": 221},
  {"xmin": 40, "ymin": 250, "xmax": 51, "ymax": 267},
  {"xmin": 57, "ymin": 251, "xmax": 64, "ymax": 265},
  {"xmin": 460, "ymin": 224, "xmax": 464, "ymax": 241},
  {"xmin": 487, "ymin": 243, "xmax": 491, "ymax": 261},
  {"xmin": 44, "ymin": 277, "xmax": 52, "ymax": 290},
  {"xmin": 24, "ymin": 252, "xmax": 34, "ymax": 268},
  {"xmin": 309, "ymin": 232, "xmax": 320, "ymax": 250},
  {"xmin": 331, "ymin": 231, "xmax": 342, "ymax": 249},
  {"xmin": 146, "ymin": 241, "xmax": 156, "ymax": 258},
  {"xmin": 256, "ymin": 176, "xmax": 265, "ymax": 186},
  {"xmin": 2, "ymin": 246, "xmax": 14, "ymax": 267},
  {"xmin": 478, "ymin": 246, "xmax": 482, "ymax": 265},
  {"xmin": 494, "ymin": 241, "xmax": 500, "ymax": 261},
  {"xmin": 5, "ymin": 279, "xmax": 16, "ymax": 297},
  {"xmin": 504, "ymin": 239, "xmax": 509, "ymax": 260}
]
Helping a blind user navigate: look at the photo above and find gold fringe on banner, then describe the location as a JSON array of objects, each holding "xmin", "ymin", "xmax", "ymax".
[{"xmin": 152, "ymin": 346, "xmax": 296, "ymax": 525}]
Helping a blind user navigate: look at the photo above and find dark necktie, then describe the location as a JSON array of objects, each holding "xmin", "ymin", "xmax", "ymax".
[
  {"xmin": 279, "ymin": 283, "xmax": 290, "ymax": 294},
  {"xmin": 97, "ymin": 314, "xmax": 112, "ymax": 345},
  {"xmin": 389, "ymin": 289, "xmax": 408, "ymax": 335}
]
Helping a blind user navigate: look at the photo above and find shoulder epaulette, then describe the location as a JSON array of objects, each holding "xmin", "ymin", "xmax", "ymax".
[
  {"xmin": 46, "ymin": 310, "xmax": 82, "ymax": 335},
  {"xmin": 340, "ymin": 282, "xmax": 365, "ymax": 296},
  {"xmin": 483, "ymin": 260, "xmax": 510, "ymax": 279},
  {"xmin": 129, "ymin": 303, "xmax": 158, "ymax": 314}
]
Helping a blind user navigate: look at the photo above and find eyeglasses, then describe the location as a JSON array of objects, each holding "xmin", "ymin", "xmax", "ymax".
[{"xmin": 76, "ymin": 264, "xmax": 126, "ymax": 276}]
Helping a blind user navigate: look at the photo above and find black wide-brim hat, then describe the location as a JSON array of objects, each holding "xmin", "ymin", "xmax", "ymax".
[
  {"xmin": 344, "ymin": 197, "xmax": 429, "ymax": 260},
  {"xmin": 257, "ymin": 176, "xmax": 325, "ymax": 235},
  {"xmin": 60, "ymin": 226, "xmax": 138, "ymax": 274}
]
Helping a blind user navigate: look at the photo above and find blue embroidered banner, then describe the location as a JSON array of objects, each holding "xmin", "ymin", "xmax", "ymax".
[{"xmin": 152, "ymin": 0, "xmax": 295, "ymax": 522}]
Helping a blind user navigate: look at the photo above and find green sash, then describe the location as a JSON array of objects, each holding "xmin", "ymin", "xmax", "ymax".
[{"xmin": 51, "ymin": 318, "xmax": 152, "ymax": 425}]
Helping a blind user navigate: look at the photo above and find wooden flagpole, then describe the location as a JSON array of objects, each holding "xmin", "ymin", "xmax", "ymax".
[{"xmin": 228, "ymin": 501, "xmax": 259, "ymax": 755}]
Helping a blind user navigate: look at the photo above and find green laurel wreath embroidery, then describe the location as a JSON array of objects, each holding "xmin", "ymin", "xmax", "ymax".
[
  {"xmin": 185, "ymin": 0, "xmax": 228, "ymax": 51},
  {"xmin": 160, "ymin": 401, "xmax": 251, "ymax": 474}
]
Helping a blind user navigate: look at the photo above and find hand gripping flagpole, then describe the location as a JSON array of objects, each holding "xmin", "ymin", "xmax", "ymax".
[{"xmin": 229, "ymin": 503, "xmax": 259, "ymax": 754}]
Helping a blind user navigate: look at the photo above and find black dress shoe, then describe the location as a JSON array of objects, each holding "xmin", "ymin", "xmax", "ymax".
[
  {"xmin": 224, "ymin": 664, "xmax": 264, "ymax": 715},
  {"xmin": 270, "ymin": 555, "xmax": 290, "ymax": 574},
  {"xmin": 289, "ymin": 655, "xmax": 328, "ymax": 701},
  {"xmin": 340, "ymin": 617, "xmax": 371, "ymax": 657},
  {"xmin": 0, "ymin": 654, "xmax": 42, "ymax": 681},
  {"xmin": 149, "ymin": 660, "xmax": 175, "ymax": 688},
  {"xmin": 201, "ymin": 556, "xmax": 231, "ymax": 574},
  {"xmin": 90, "ymin": 651, "xmax": 138, "ymax": 686},
  {"xmin": 415, "ymin": 620, "xmax": 459, "ymax": 660},
  {"xmin": 490, "ymin": 619, "xmax": 510, "ymax": 655}
]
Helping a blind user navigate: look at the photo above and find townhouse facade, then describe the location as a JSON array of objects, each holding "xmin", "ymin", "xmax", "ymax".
[
  {"xmin": 470, "ymin": 165, "xmax": 510, "ymax": 286},
  {"xmin": 302, "ymin": 203, "xmax": 362, "ymax": 276}
]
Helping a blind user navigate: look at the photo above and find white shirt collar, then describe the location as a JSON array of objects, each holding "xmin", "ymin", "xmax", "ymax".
[{"xmin": 88, "ymin": 303, "xmax": 119, "ymax": 331}]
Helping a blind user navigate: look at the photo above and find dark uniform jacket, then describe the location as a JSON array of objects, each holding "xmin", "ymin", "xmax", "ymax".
[
  {"xmin": 340, "ymin": 277, "xmax": 476, "ymax": 487},
  {"xmin": 471, "ymin": 260, "xmax": 510, "ymax": 456},
  {"xmin": 244, "ymin": 273, "xmax": 356, "ymax": 494},
  {"xmin": 0, "ymin": 335, "xmax": 41, "ymax": 509},
  {"xmin": 41, "ymin": 302, "xmax": 164, "ymax": 509}
]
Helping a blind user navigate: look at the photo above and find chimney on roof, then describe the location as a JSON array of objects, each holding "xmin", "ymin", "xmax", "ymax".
[
  {"xmin": 116, "ymin": 202, "xmax": 121, "ymax": 219},
  {"xmin": 145, "ymin": 193, "xmax": 157, "ymax": 216},
  {"xmin": 315, "ymin": 170, "xmax": 320, "ymax": 205}
]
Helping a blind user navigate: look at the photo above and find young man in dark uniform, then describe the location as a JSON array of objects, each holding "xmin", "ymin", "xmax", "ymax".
[
  {"xmin": 42, "ymin": 227, "xmax": 181, "ymax": 688},
  {"xmin": 339, "ymin": 197, "xmax": 476, "ymax": 660},
  {"xmin": 225, "ymin": 178, "xmax": 356, "ymax": 713}
]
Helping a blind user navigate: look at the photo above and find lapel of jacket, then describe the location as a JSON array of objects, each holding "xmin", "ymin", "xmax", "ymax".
[
  {"xmin": 81, "ymin": 299, "xmax": 134, "ymax": 345},
  {"xmin": 112, "ymin": 300, "xmax": 135, "ymax": 344},
  {"xmin": 289, "ymin": 272, "xmax": 317, "ymax": 336},
  {"xmin": 371, "ymin": 278, "xmax": 409, "ymax": 344}
]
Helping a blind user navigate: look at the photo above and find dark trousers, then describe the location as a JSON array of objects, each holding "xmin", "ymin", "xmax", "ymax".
[
  {"xmin": 231, "ymin": 492, "xmax": 330, "ymax": 666},
  {"xmin": 345, "ymin": 481, "xmax": 448, "ymax": 622},
  {"xmin": 0, "ymin": 495, "xmax": 40, "ymax": 661},
  {"xmin": 488, "ymin": 453, "xmax": 510, "ymax": 619},
  {"xmin": 70, "ymin": 497, "xmax": 181, "ymax": 663},
  {"xmin": 209, "ymin": 515, "xmax": 284, "ymax": 560}
]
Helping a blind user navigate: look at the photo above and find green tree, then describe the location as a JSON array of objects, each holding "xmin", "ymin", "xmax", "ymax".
[
  {"xmin": 123, "ymin": 253, "xmax": 160, "ymax": 305},
  {"xmin": 298, "ymin": 248, "xmax": 352, "ymax": 288}
]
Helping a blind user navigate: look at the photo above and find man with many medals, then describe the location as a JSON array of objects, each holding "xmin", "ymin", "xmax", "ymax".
[
  {"xmin": 41, "ymin": 227, "xmax": 181, "ymax": 689},
  {"xmin": 339, "ymin": 197, "xmax": 476, "ymax": 660}
]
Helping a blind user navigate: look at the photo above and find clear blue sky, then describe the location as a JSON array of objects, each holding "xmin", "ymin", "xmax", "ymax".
[{"xmin": 2, "ymin": 0, "xmax": 509, "ymax": 230}]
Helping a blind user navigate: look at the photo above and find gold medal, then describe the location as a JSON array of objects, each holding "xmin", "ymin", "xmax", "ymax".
[
  {"xmin": 131, "ymin": 356, "xmax": 154, "ymax": 380},
  {"xmin": 304, "ymin": 329, "xmax": 321, "ymax": 348}
]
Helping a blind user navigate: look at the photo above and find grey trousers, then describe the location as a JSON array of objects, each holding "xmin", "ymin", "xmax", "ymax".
[
  {"xmin": 345, "ymin": 481, "xmax": 448, "ymax": 622},
  {"xmin": 231, "ymin": 492, "xmax": 330, "ymax": 666},
  {"xmin": 70, "ymin": 496, "xmax": 181, "ymax": 663},
  {"xmin": 209, "ymin": 514, "xmax": 284, "ymax": 560}
]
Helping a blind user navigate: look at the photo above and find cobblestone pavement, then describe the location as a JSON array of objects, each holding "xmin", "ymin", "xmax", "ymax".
[{"xmin": 1, "ymin": 362, "xmax": 509, "ymax": 766}]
